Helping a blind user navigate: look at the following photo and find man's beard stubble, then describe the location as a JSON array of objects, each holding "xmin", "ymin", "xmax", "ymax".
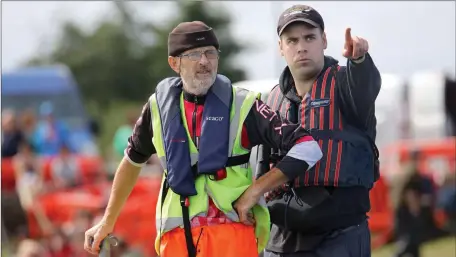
[
  {"xmin": 296, "ymin": 64, "xmax": 322, "ymax": 81},
  {"xmin": 182, "ymin": 71, "xmax": 217, "ymax": 96}
]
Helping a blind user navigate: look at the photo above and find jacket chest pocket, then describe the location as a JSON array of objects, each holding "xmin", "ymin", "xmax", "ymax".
[{"xmin": 304, "ymin": 98, "xmax": 332, "ymax": 130}]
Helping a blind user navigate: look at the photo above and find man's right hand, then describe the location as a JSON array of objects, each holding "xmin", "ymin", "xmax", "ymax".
[
  {"xmin": 82, "ymin": 158, "xmax": 142, "ymax": 254},
  {"xmin": 84, "ymin": 221, "xmax": 114, "ymax": 255}
]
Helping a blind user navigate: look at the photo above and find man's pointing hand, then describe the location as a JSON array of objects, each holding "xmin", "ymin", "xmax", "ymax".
[{"xmin": 342, "ymin": 28, "xmax": 369, "ymax": 60}]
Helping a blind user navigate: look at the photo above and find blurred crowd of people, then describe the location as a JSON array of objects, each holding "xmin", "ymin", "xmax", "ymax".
[
  {"xmin": 1, "ymin": 104, "xmax": 158, "ymax": 257},
  {"xmin": 1, "ymin": 105, "xmax": 90, "ymax": 257}
]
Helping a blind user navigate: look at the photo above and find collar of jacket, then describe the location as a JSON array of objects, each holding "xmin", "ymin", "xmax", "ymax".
[{"xmin": 183, "ymin": 90, "xmax": 206, "ymax": 105}]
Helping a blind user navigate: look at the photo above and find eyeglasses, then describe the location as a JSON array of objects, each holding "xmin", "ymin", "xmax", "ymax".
[{"xmin": 180, "ymin": 49, "xmax": 220, "ymax": 61}]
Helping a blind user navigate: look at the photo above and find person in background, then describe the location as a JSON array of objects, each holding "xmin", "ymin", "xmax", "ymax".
[
  {"xmin": 1, "ymin": 109, "xmax": 24, "ymax": 157},
  {"xmin": 393, "ymin": 150, "xmax": 445, "ymax": 257},
  {"xmin": 14, "ymin": 141, "xmax": 44, "ymax": 210},
  {"xmin": 19, "ymin": 108, "xmax": 38, "ymax": 146},
  {"xmin": 112, "ymin": 110, "xmax": 138, "ymax": 160},
  {"xmin": 112, "ymin": 109, "xmax": 165, "ymax": 176},
  {"xmin": 32, "ymin": 102, "xmax": 70, "ymax": 156},
  {"xmin": 394, "ymin": 178, "xmax": 426, "ymax": 257},
  {"xmin": 14, "ymin": 141, "xmax": 54, "ymax": 237},
  {"xmin": 50, "ymin": 144, "xmax": 81, "ymax": 189},
  {"xmin": 403, "ymin": 151, "xmax": 441, "ymax": 239}
]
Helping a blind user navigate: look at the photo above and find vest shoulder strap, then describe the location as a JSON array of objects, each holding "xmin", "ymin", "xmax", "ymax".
[
  {"xmin": 266, "ymin": 84, "xmax": 285, "ymax": 110},
  {"xmin": 155, "ymin": 77, "xmax": 183, "ymax": 133}
]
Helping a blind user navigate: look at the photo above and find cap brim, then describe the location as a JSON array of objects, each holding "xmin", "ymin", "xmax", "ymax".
[{"xmin": 278, "ymin": 18, "xmax": 320, "ymax": 36}]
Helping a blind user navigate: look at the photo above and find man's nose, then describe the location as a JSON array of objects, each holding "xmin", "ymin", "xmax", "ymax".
[
  {"xmin": 199, "ymin": 54, "xmax": 209, "ymax": 65},
  {"xmin": 297, "ymin": 41, "xmax": 308, "ymax": 54}
]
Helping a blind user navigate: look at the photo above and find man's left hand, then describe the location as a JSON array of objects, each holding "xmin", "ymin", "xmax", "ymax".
[
  {"xmin": 342, "ymin": 27, "xmax": 369, "ymax": 60},
  {"xmin": 233, "ymin": 186, "xmax": 261, "ymax": 226}
]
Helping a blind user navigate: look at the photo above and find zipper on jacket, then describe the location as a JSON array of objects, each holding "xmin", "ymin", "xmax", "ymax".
[{"xmin": 193, "ymin": 96, "xmax": 198, "ymax": 149}]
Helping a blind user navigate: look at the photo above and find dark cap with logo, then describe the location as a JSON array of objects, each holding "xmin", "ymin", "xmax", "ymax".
[
  {"xmin": 168, "ymin": 21, "xmax": 220, "ymax": 57},
  {"xmin": 277, "ymin": 5, "xmax": 325, "ymax": 36}
]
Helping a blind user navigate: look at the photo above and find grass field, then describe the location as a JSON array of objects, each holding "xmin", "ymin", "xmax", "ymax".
[{"xmin": 373, "ymin": 237, "xmax": 456, "ymax": 257}]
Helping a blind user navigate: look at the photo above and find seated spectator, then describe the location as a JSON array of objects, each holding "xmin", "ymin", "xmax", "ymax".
[
  {"xmin": 1, "ymin": 109, "xmax": 24, "ymax": 157},
  {"xmin": 50, "ymin": 144, "xmax": 81, "ymax": 189}
]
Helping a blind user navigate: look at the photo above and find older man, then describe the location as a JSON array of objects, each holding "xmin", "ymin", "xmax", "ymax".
[{"xmin": 84, "ymin": 21, "xmax": 322, "ymax": 257}]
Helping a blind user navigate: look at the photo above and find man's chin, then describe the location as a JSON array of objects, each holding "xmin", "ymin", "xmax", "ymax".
[
  {"xmin": 198, "ymin": 76, "xmax": 216, "ymax": 87},
  {"xmin": 295, "ymin": 66, "xmax": 318, "ymax": 77},
  {"xmin": 188, "ymin": 82, "xmax": 212, "ymax": 95}
]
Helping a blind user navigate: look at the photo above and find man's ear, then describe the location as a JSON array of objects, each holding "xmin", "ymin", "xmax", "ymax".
[
  {"xmin": 322, "ymin": 32, "xmax": 328, "ymax": 50},
  {"xmin": 168, "ymin": 56, "xmax": 180, "ymax": 73},
  {"xmin": 278, "ymin": 38, "xmax": 284, "ymax": 57}
]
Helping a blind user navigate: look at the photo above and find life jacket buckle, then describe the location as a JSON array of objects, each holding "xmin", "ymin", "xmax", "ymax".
[
  {"xmin": 215, "ymin": 169, "xmax": 227, "ymax": 180},
  {"xmin": 208, "ymin": 168, "xmax": 227, "ymax": 181},
  {"xmin": 181, "ymin": 197, "xmax": 190, "ymax": 207}
]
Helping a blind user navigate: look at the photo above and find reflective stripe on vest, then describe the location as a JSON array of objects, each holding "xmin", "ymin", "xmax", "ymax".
[{"xmin": 150, "ymin": 76, "xmax": 270, "ymax": 254}]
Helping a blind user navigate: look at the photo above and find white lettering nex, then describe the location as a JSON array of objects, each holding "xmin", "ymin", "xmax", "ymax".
[{"xmin": 255, "ymin": 100, "xmax": 277, "ymax": 121}]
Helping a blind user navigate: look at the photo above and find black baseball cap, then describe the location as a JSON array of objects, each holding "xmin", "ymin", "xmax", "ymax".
[{"xmin": 277, "ymin": 5, "xmax": 325, "ymax": 36}]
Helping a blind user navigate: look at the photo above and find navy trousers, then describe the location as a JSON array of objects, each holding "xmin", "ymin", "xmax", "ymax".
[{"xmin": 264, "ymin": 221, "xmax": 371, "ymax": 257}]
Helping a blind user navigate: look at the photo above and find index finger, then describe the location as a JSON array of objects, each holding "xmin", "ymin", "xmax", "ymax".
[
  {"xmin": 345, "ymin": 28, "xmax": 352, "ymax": 43},
  {"xmin": 84, "ymin": 235, "xmax": 93, "ymax": 251},
  {"xmin": 84, "ymin": 236, "xmax": 99, "ymax": 255}
]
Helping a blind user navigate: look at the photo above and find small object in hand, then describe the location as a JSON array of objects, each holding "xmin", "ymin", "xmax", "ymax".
[{"xmin": 90, "ymin": 234, "xmax": 119, "ymax": 257}]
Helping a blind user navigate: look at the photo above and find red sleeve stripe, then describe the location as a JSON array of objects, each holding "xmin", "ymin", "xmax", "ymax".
[{"xmin": 295, "ymin": 135, "xmax": 314, "ymax": 144}]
